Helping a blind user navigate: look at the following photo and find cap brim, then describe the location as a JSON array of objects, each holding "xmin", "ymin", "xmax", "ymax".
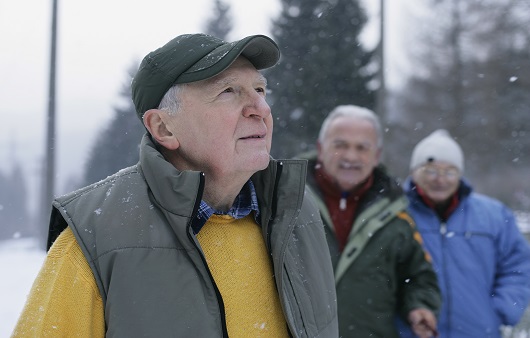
[{"xmin": 175, "ymin": 35, "xmax": 280, "ymax": 84}]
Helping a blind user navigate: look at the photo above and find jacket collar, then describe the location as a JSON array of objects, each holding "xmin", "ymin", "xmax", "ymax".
[
  {"xmin": 140, "ymin": 134, "xmax": 203, "ymax": 218},
  {"xmin": 139, "ymin": 134, "xmax": 308, "ymax": 230}
]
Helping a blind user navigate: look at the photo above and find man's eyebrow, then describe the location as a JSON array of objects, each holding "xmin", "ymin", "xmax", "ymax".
[{"xmin": 209, "ymin": 77, "xmax": 236, "ymax": 89}]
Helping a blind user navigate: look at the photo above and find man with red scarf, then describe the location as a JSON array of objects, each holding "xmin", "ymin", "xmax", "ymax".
[{"xmin": 300, "ymin": 104, "xmax": 441, "ymax": 338}]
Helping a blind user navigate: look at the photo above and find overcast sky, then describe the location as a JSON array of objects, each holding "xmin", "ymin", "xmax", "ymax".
[{"xmin": 0, "ymin": 0, "xmax": 404, "ymax": 212}]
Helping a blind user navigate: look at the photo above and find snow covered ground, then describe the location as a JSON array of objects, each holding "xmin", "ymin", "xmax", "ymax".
[
  {"xmin": 1, "ymin": 212, "xmax": 530, "ymax": 337},
  {"xmin": 0, "ymin": 236, "xmax": 45, "ymax": 337}
]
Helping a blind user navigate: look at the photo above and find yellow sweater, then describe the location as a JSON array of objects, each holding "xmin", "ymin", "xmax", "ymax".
[
  {"xmin": 197, "ymin": 214, "xmax": 288, "ymax": 337},
  {"xmin": 12, "ymin": 216, "xmax": 288, "ymax": 337}
]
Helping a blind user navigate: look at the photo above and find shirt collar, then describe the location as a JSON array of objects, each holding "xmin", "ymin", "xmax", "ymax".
[{"xmin": 191, "ymin": 180, "xmax": 260, "ymax": 234}]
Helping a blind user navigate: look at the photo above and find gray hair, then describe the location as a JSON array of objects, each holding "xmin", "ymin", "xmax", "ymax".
[
  {"xmin": 157, "ymin": 83, "xmax": 186, "ymax": 114},
  {"xmin": 318, "ymin": 105, "xmax": 383, "ymax": 149}
]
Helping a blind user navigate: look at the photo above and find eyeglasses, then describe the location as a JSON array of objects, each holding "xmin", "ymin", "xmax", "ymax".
[{"xmin": 421, "ymin": 167, "xmax": 460, "ymax": 180}]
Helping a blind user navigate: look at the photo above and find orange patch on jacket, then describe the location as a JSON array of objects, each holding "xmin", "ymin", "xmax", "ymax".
[{"xmin": 397, "ymin": 211, "xmax": 432, "ymax": 263}]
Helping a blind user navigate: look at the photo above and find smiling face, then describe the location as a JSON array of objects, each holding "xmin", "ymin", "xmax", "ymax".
[
  {"xmin": 164, "ymin": 56, "xmax": 273, "ymax": 182},
  {"xmin": 412, "ymin": 162, "xmax": 461, "ymax": 204},
  {"xmin": 317, "ymin": 116, "xmax": 381, "ymax": 191}
]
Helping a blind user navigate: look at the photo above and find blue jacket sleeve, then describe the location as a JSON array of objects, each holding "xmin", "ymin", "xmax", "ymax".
[{"xmin": 492, "ymin": 206, "xmax": 530, "ymax": 325}]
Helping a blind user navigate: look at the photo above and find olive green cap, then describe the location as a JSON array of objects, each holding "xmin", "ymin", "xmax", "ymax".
[{"xmin": 131, "ymin": 33, "xmax": 280, "ymax": 119}]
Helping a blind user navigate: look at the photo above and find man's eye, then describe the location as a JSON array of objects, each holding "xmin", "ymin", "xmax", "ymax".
[
  {"xmin": 256, "ymin": 87, "xmax": 266, "ymax": 94},
  {"xmin": 222, "ymin": 87, "xmax": 234, "ymax": 94}
]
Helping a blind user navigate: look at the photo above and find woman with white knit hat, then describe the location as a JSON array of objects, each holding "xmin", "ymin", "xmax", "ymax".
[{"xmin": 400, "ymin": 129, "xmax": 530, "ymax": 338}]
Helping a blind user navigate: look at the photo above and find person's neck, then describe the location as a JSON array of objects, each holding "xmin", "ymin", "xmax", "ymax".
[
  {"xmin": 416, "ymin": 185, "xmax": 458, "ymax": 220},
  {"xmin": 433, "ymin": 199, "xmax": 452, "ymax": 216},
  {"xmin": 163, "ymin": 150, "xmax": 252, "ymax": 211},
  {"xmin": 202, "ymin": 174, "xmax": 251, "ymax": 212}
]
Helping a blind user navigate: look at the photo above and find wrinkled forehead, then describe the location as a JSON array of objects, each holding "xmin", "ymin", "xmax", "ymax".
[{"xmin": 326, "ymin": 117, "xmax": 377, "ymax": 141}]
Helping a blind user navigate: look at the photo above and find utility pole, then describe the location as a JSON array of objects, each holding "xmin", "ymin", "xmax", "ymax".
[
  {"xmin": 41, "ymin": 0, "xmax": 58, "ymax": 249},
  {"xmin": 376, "ymin": 0, "xmax": 386, "ymax": 119}
]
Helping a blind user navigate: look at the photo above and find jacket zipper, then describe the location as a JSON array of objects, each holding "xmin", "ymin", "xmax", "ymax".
[
  {"xmin": 185, "ymin": 172, "xmax": 229, "ymax": 338},
  {"xmin": 440, "ymin": 221, "xmax": 452, "ymax": 337}
]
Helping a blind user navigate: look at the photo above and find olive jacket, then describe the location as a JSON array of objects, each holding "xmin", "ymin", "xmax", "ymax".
[{"xmin": 303, "ymin": 154, "xmax": 440, "ymax": 338}]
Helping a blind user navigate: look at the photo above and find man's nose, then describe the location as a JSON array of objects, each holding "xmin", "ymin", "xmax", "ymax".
[
  {"xmin": 342, "ymin": 148, "xmax": 358, "ymax": 161},
  {"xmin": 242, "ymin": 92, "xmax": 271, "ymax": 119}
]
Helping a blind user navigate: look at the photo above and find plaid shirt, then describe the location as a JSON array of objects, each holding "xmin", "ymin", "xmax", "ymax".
[{"xmin": 191, "ymin": 180, "xmax": 260, "ymax": 234}]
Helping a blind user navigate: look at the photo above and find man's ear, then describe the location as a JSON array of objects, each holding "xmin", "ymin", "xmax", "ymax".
[
  {"xmin": 143, "ymin": 109, "xmax": 180, "ymax": 150},
  {"xmin": 375, "ymin": 147, "xmax": 383, "ymax": 164}
]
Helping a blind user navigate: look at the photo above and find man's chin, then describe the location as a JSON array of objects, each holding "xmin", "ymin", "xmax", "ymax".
[
  {"xmin": 336, "ymin": 173, "xmax": 363, "ymax": 188},
  {"xmin": 337, "ymin": 180, "xmax": 360, "ymax": 192},
  {"xmin": 429, "ymin": 193, "xmax": 452, "ymax": 204},
  {"xmin": 250, "ymin": 153, "xmax": 271, "ymax": 172}
]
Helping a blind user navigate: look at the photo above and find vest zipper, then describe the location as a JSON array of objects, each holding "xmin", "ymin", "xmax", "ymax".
[
  {"xmin": 186, "ymin": 172, "xmax": 229, "ymax": 338},
  {"xmin": 267, "ymin": 161, "xmax": 283, "ymax": 252}
]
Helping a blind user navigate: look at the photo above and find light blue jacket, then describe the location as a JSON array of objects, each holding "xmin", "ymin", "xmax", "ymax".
[{"xmin": 401, "ymin": 178, "xmax": 530, "ymax": 338}]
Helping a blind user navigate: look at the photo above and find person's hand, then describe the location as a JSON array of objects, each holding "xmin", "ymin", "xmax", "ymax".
[{"xmin": 408, "ymin": 308, "xmax": 438, "ymax": 338}]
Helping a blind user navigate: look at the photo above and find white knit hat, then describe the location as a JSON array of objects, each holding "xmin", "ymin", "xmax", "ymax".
[{"xmin": 410, "ymin": 129, "xmax": 464, "ymax": 172}]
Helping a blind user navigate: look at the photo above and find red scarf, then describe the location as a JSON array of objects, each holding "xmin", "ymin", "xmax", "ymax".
[
  {"xmin": 416, "ymin": 185, "xmax": 459, "ymax": 220},
  {"xmin": 315, "ymin": 165, "xmax": 373, "ymax": 252}
]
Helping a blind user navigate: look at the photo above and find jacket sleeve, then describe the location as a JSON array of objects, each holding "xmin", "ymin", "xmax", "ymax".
[
  {"xmin": 11, "ymin": 227, "xmax": 105, "ymax": 337},
  {"xmin": 395, "ymin": 212, "xmax": 441, "ymax": 319},
  {"xmin": 492, "ymin": 206, "xmax": 530, "ymax": 326}
]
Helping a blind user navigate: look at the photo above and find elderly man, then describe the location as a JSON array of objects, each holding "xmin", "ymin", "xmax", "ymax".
[
  {"xmin": 300, "ymin": 105, "xmax": 441, "ymax": 338},
  {"xmin": 404, "ymin": 129, "xmax": 530, "ymax": 338},
  {"xmin": 12, "ymin": 34, "xmax": 338, "ymax": 337}
]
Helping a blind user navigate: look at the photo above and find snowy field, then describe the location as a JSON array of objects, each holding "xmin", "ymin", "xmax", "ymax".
[{"xmin": 1, "ymin": 212, "xmax": 530, "ymax": 337}]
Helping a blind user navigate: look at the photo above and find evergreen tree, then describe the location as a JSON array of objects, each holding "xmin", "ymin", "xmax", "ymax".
[
  {"xmin": 267, "ymin": 0, "xmax": 376, "ymax": 158},
  {"xmin": 82, "ymin": 62, "xmax": 145, "ymax": 186},
  {"xmin": 203, "ymin": 0, "xmax": 233, "ymax": 40}
]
